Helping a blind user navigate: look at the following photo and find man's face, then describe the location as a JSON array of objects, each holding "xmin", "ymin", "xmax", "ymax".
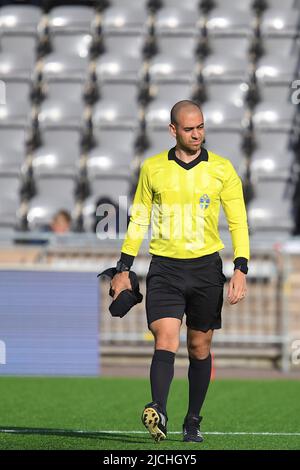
[{"xmin": 169, "ymin": 108, "xmax": 205, "ymax": 153}]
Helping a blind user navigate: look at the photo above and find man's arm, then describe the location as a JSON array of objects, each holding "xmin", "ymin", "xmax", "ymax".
[
  {"xmin": 111, "ymin": 161, "xmax": 153, "ymax": 298},
  {"xmin": 220, "ymin": 160, "xmax": 249, "ymax": 304}
]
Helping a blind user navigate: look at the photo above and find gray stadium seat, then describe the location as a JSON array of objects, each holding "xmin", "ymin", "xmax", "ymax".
[
  {"xmin": 252, "ymin": 102, "xmax": 296, "ymax": 131},
  {"xmin": 40, "ymin": 53, "xmax": 88, "ymax": 101},
  {"xmin": 208, "ymin": 0, "xmax": 254, "ymax": 10},
  {"xmin": 256, "ymin": 55, "xmax": 298, "ymax": 83},
  {"xmin": 148, "ymin": 54, "xmax": 196, "ymax": 83},
  {"xmin": 51, "ymin": 33, "xmax": 93, "ymax": 58},
  {"xmin": 48, "ymin": 6, "xmax": 94, "ymax": 32},
  {"xmin": 0, "ymin": 5, "xmax": 42, "ymax": 34},
  {"xmin": 202, "ymin": 54, "xmax": 250, "ymax": 81},
  {"xmin": 260, "ymin": 9, "xmax": 300, "ymax": 38},
  {"xmin": 0, "ymin": 52, "xmax": 34, "ymax": 80},
  {"xmin": 103, "ymin": 33, "xmax": 146, "ymax": 59},
  {"xmin": 38, "ymin": 99, "xmax": 85, "ymax": 130},
  {"xmin": 31, "ymin": 140, "xmax": 81, "ymax": 178},
  {"xmin": 250, "ymin": 149, "xmax": 295, "ymax": 180},
  {"xmin": 102, "ymin": 5, "xmax": 148, "ymax": 35},
  {"xmin": 155, "ymin": 7, "xmax": 200, "ymax": 34},
  {"xmin": 204, "ymin": 82, "xmax": 249, "ymax": 108},
  {"xmin": 204, "ymin": 133, "xmax": 245, "ymax": 176},
  {"xmin": 248, "ymin": 180, "xmax": 294, "ymax": 232},
  {"xmin": 206, "ymin": 7, "xmax": 252, "ymax": 37},
  {"xmin": 0, "ymin": 100, "xmax": 31, "ymax": 127},
  {"xmin": 27, "ymin": 178, "xmax": 76, "ymax": 230},
  {"xmin": 0, "ymin": 80, "xmax": 31, "ymax": 107},
  {"xmin": 145, "ymin": 100, "xmax": 174, "ymax": 129},
  {"xmin": 86, "ymin": 145, "xmax": 133, "ymax": 178},
  {"xmin": 0, "ymin": 128, "xmax": 26, "ymax": 176},
  {"xmin": 254, "ymin": 130, "xmax": 293, "ymax": 154},
  {"xmin": 143, "ymin": 129, "xmax": 175, "ymax": 160},
  {"xmin": 96, "ymin": 53, "xmax": 142, "ymax": 82},
  {"xmin": 92, "ymin": 99, "xmax": 139, "ymax": 130},
  {"xmin": 42, "ymin": 53, "xmax": 89, "ymax": 80},
  {"xmin": 0, "ymin": 176, "xmax": 20, "ymax": 228},
  {"xmin": 0, "ymin": 36, "xmax": 37, "ymax": 63},
  {"xmin": 93, "ymin": 128, "xmax": 137, "ymax": 150},
  {"xmin": 202, "ymin": 101, "xmax": 245, "ymax": 131},
  {"xmin": 161, "ymin": 0, "xmax": 201, "ymax": 9}
]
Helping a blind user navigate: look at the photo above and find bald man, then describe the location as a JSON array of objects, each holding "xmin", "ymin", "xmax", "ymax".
[{"xmin": 111, "ymin": 100, "xmax": 250, "ymax": 443}]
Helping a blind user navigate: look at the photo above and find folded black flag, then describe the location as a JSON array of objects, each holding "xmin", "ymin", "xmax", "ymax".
[{"xmin": 97, "ymin": 268, "xmax": 143, "ymax": 318}]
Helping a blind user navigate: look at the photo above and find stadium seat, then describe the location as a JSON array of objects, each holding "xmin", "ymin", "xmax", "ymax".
[
  {"xmin": 256, "ymin": 53, "xmax": 299, "ymax": 78},
  {"xmin": 205, "ymin": 0, "xmax": 254, "ymax": 11},
  {"xmin": 102, "ymin": 5, "xmax": 148, "ymax": 35},
  {"xmin": 161, "ymin": 0, "xmax": 201, "ymax": 10},
  {"xmin": 51, "ymin": 33, "xmax": 93, "ymax": 58},
  {"xmin": 202, "ymin": 54, "xmax": 250, "ymax": 82},
  {"xmin": 96, "ymin": 53, "xmax": 142, "ymax": 82},
  {"xmin": 148, "ymin": 54, "xmax": 196, "ymax": 83},
  {"xmin": 0, "ymin": 128, "xmax": 26, "ymax": 176},
  {"xmin": 260, "ymin": 9, "xmax": 300, "ymax": 38},
  {"xmin": 0, "ymin": 100, "xmax": 31, "ymax": 128},
  {"xmin": 204, "ymin": 133, "xmax": 246, "ymax": 176},
  {"xmin": 155, "ymin": 7, "xmax": 200, "ymax": 35},
  {"xmin": 142, "ymin": 129, "xmax": 175, "ymax": 160},
  {"xmin": 92, "ymin": 99, "xmax": 139, "ymax": 130},
  {"xmin": 38, "ymin": 99, "xmax": 85, "ymax": 130},
  {"xmin": 31, "ymin": 139, "xmax": 81, "ymax": 178},
  {"xmin": 248, "ymin": 180, "xmax": 294, "ymax": 232},
  {"xmin": 0, "ymin": 52, "xmax": 35, "ymax": 80},
  {"xmin": 252, "ymin": 102, "xmax": 296, "ymax": 131},
  {"xmin": 48, "ymin": 6, "xmax": 94, "ymax": 32},
  {"xmin": 250, "ymin": 149, "xmax": 295, "ymax": 180},
  {"xmin": 86, "ymin": 145, "xmax": 133, "ymax": 178},
  {"xmin": 206, "ymin": 7, "xmax": 253, "ymax": 37},
  {"xmin": 41, "ymin": 53, "xmax": 89, "ymax": 80},
  {"xmin": 0, "ymin": 5, "xmax": 42, "ymax": 34},
  {"xmin": 0, "ymin": 175, "xmax": 20, "ymax": 228},
  {"xmin": 204, "ymin": 82, "xmax": 249, "ymax": 108},
  {"xmin": 92, "ymin": 128, "xmax": 137, "ymax": 152},
  {"xmin": 27, "ymin": 177, "xmax": 76, "ymax": 230},
  {"xmin": 202, "ymin": 101, "xmax": 245, "ymax": 131}
]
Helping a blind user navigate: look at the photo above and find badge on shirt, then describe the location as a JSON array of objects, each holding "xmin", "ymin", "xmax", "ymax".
[{"xmin": 199, "ymin": 194, "xmax": 210, "ymax": 209}]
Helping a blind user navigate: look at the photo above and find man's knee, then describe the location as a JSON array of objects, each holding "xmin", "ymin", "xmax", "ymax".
[
  {"xmin": 155, "ymin": 333, "xmax": 179, "ymax": 353},
  {"xmin": 187, "ymin": 338, "xmax": 212, "ymax": 360}
]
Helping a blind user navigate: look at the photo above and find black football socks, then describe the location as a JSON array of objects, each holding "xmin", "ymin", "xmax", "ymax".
[
  {"xmin": 187, "ymin": 353, "xmax": 212, "ymax": 417},
  {"xmin": 150, "ymin": 349, "xmax": 175, "ymax": 415}
]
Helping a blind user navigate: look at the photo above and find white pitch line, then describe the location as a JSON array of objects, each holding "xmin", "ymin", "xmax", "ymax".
[{"xmin": 0, "ymin": 429, "xmax": 300, "ymax": 437}]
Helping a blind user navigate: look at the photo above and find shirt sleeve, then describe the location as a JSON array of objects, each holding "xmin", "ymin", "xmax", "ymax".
[
  {"xmin": 121, "ymin": 161, "xmax": 153, "ymax": 257},
  {"xmin": 220, "ymin": 160, "xmax": 250, "ymax": 261}
]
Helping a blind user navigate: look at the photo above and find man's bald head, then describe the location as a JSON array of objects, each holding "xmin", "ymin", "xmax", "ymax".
[{"xmin": 170, "ymin": 100, "xmax": 203, "ymax": 125}]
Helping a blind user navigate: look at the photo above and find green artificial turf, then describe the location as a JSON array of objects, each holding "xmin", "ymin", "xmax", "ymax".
[{"xmin": 0, "ymin": 377, "xmax": 299, "ymax": 450}]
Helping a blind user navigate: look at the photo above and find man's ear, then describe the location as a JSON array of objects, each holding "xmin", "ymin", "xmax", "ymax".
[{"xmin": 169, "ymin": 123, "xmax": 176, "ymax": 138}]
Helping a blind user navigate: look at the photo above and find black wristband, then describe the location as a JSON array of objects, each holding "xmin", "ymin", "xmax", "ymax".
[
  {"xmin": 234, "ymin": 257, "xmax": 248, "ymax": 275},
  {"xmin": 120, "ymin": 252, "xmax": 135, "ymax": 269}
]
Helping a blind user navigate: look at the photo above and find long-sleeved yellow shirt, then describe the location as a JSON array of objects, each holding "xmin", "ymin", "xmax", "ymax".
[{"xmin": 122, "ymin": 147, "xmax": 250, "ymax": 261}]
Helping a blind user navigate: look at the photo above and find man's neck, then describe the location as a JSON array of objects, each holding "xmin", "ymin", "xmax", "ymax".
[{"xmin": 175, "ymin": 146, "xmax": 201, "ymax": 164}]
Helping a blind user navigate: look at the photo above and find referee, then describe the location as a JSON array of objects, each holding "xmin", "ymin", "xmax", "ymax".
[{"xmin": 111, "ymin": 100, "xmax": 249, "ymax": 443}]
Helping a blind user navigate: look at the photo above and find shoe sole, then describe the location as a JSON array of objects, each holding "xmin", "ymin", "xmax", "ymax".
[{"xmin": 142, "ymin": 407, "xmax": 166, "ymax": 442}]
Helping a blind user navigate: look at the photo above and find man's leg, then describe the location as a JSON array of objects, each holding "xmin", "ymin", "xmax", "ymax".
[
  {"xmin": 186, "ymin": 328, "xmax": 213, "ymax": 417},
  {"xmin": 181, "ymin": 328, "xmax": 213, "ymax": 442},
  {"xmin": 149, "ymin": 317, "xmax": 181, "ymax": 414},
  {"xmin": 142, "ymin": 317, "xmax": 181, "ymax": 441}
]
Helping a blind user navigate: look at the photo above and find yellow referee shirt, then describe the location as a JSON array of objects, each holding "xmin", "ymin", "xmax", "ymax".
[{"xmin": 122, "ymin": 147, "xmax": 250, "ymax": 261}]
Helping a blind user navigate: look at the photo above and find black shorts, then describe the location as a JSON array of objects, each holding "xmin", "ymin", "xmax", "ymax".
[{"xmin": 146, "ymin": 252, "xmax": 227, "ymax": 332}]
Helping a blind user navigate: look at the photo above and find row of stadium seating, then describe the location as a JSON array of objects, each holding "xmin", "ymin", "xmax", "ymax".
[{"xmin": 0, "ymin": 1, "xmax": 299, "ymax": 239}]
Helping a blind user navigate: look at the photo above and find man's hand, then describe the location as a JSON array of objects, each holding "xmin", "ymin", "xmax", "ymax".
[
  {"xmin": 227, "ymin": 270, "xmax": 247, "ymax": 305},
  {"xmin": 110, "ymin": 272, "xmax": 132, "ymax": 300}
]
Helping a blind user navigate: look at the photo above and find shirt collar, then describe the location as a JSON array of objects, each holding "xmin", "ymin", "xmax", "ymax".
[{"xmin": 168, "ymin": 146, "xmax": 209, "ymax": 170}]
